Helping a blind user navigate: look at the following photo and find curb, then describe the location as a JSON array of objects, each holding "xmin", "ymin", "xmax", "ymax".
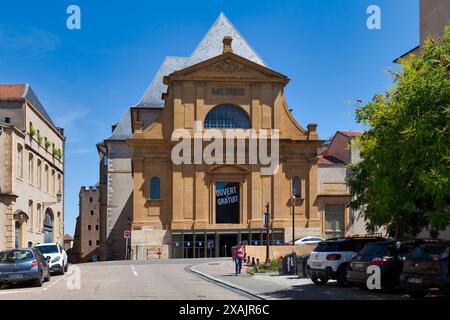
[{"xmin": 188, "ymin": 264, "xmax": 267, "ymax": 300}]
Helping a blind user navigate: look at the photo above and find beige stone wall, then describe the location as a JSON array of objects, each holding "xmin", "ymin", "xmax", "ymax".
[
  {"xmin": 77, "ymin": 187, "xmax": 100, "ymax": 261},
  {"xmin": 0, "ymin": 100, "xmax": 64, "ymax": 250},
  {"xmin": 244, "ymin": 245, "xmax": 316, "ymax": 261}
]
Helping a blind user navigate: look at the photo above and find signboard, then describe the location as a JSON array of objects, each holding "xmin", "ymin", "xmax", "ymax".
[
  {"xmin": 215, "ymin": 182, "xmax": 240, "ymax": 224},
  {"xmin": 281, "ymin": 253, "xmax": 297, "ymax": 275},
  {"xmin": 123, "ymin": 230, "xmax": 131, "ymax": 239}
]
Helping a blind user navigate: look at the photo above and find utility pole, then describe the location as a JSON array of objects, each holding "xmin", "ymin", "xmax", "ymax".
[{"xmin": 264, "ymin": 202, "xmax": 271, "ymax": 269}]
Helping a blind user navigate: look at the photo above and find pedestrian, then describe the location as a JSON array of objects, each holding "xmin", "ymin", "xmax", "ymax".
[{"xmin": 232, "ymin": 243, "xmax": 244, "ymax": 275}]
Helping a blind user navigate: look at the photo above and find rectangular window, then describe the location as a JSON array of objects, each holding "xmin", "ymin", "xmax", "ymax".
[
  {"xmin": 16, "ymin": 144, "xmax": 23, "ymax": 178},
  {"xmin": 88, "ymin": 240, "xmax": 92, "ymax": 246},
  {"xmin": 89, "ymin": 197, "xmax": 93, "ymax": 203},
  {"xmin": 51, "ymin": 170, "xmax": 55, "ymax": 194},
  {"xmin": 57, "ymin": 174, "xmax": 61, "ymax": 193},
  {"xmin": 90, "ymin": 210, "xmax": 94, "ymax": 215},
  {"xmin": 96, "ymin": 240, "xmax": 100, "ymax": 246},
  {"xmin": 95, "ymin": 225, "xmax": 99, "ymax": 231},
  {"xmin": 28, "ymin": 153, "xmax": 34, "ymax": 183},
  {"xmin": 215, "ymin": 182, "xmax": 240, "ymax": 224},
  {"xmin": 37, "ymin": 160, "xmax": 42, "ymax": 189},
  {"xmin": 88, "ymin": 225, "xmax": 91, "ymax": 231}
]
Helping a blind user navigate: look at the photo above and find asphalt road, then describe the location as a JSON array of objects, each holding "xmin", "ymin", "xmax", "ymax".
[{"xmin": 0, "ymin": 259, "xmax": 251, "ymax": 300}]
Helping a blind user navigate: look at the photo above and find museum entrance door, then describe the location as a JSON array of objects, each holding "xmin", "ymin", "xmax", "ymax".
[{"xmin": 218, "ymin": 234, "xmax": 237, "ymax": 257}]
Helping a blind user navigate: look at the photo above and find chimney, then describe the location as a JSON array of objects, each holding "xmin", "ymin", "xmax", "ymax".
[
  {"xmin": 307, "ymin": 123, "xmax": 319, "ymax": 140},
  {"xmin": 223, "ymin": 36, "xmax": 233, "ymax": 53}
]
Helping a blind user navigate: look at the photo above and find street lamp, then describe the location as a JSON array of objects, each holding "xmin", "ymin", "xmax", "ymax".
[
  {"xmin": 291, "ymin": 193, "xmax": 296, "ymax": 247},
  {"xmin": 263, "ymin": 202, "xmax": 271, "ymax": 270}
]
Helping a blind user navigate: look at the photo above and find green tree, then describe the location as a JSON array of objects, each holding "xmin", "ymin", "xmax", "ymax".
[{"xmin": 348, "ymin": 26, "xmax": 450, "ymax": 239}]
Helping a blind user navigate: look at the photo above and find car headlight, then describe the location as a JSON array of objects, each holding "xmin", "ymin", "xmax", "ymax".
[{"xmin": 51, "ymin": 256, "xmax": 61, "ymax": 263}]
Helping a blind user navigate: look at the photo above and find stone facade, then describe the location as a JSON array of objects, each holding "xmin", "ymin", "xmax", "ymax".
[
  {"xmin": 129, "ymin": 35, "xmax": 323, "ymax": 259},
  {"xmin": 0, "ymin": 84, "xmax": 65, "ymax": 250},
  {"xmin": 72, "ymin": 186, "xmax": 101, "ymax": 262}
]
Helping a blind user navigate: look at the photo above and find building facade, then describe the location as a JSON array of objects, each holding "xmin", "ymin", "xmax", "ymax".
[
  {"xmin": 72, "ymin": 186, "xmax": 101, "ymax": 262},
  {"xmin": 317, "ymin": 131, "xmax": 371, "ymax": 239},
  {"xmin": 0, "ymin": 84, "xmax": 65, "ymax": 250},
  {"xmin": 127, "ymin": 14, "xmax": 323, "ymax": 259}
]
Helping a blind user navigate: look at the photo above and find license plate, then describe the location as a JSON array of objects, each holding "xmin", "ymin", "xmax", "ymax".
[
  {"xmin": 8, "ymin": 274, "xmax": 24, "ymax": 279},
  {"xmin": 408, "ymin": 277, "xmax": 423, "ymax": 284},
  {"xmin": 312, "ymin": 262, "xmax": 322, "ymax": 268},
  {"xmin": 353, "ymin": 263, "xmax": 365, "ymax": 269}
]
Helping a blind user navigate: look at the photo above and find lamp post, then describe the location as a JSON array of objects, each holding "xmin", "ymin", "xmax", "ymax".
[
  {"xmin": 291, "ymin": 194, "xmax": 296, "ymax": 247},
  {"xmin": 263, "ymin": 202, "xmax": 271, "ymax": 269}
]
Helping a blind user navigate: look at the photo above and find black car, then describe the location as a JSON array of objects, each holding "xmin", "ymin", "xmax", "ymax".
[
  {"xmin": 347, "ymin": 239, "xmax": 428, "ymax": 291},
  {"xmin": 400, "ymin": 242, "xmax": 450, "ymax": 298}
]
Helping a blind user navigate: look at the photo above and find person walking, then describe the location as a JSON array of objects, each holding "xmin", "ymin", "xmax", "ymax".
[{"xmin": 232, "ymin": 243, "xmax": 244, "ymax": 275}]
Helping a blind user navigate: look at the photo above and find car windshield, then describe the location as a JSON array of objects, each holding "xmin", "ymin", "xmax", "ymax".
[
  {"xmin": 360, "ymin": 243, "xmax": 388, "ymax": 256},
  {"xmin": 314, "ymin": 242, "xmax": 350, "ymax": 252},
  {"xmin": 35, "ymin": 245, "xmax": 58, "ymax": 254},
  {"xmin": 0, "ymin": 250, "xmax": 34, "ymax": 262},
  {"xmin": 409, "ymin": 245, "xmax": 449, "ymax": 260}
]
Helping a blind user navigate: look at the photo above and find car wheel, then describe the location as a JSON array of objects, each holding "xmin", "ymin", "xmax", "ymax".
[
  {"xmin": 311, "ymin": 275, "xmax": 329, "ymax": 285},
  {"xmin": 64, "ymin": 263, "xmax": 68, "ymax": 272},
  {"xmin": 336, "ymin": 268, "xmax": 348, "ymax": 287},
  {"xmin": 34, "ymin": 273, "xmax": 43, "ymax": 287},
  {"xmin": 44, "ymin": 270, "xmax": 51, "ymax": 282},
  {"xmin": 407, "ymin": 290, "xmax": 426, "ymax": 299}
]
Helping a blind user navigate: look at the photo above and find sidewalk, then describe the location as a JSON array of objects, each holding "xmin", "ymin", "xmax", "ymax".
[{"xmin": 190, "ymin": 259, "xmax": 410, "ymax": 300}]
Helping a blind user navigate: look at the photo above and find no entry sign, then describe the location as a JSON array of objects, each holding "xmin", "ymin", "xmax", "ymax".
[{"xmin": 123, "ymin": 230, "xmax": 131, "ymax": 239}]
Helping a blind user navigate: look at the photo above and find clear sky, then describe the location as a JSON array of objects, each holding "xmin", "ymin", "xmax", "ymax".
[{"xmin": 0, "ymin": 0, "xmax": 419, "ymax": 236}]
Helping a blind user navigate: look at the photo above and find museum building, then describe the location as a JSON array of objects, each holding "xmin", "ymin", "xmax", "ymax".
[{"xmin": 127, "ymin": 13, "xmax": 323, "ymax": 259}]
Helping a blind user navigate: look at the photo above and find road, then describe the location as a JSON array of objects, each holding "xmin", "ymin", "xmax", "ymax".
[
  {"xmin": 0, "ymin": 259, "xmax": 251, "ymax": 300},
  {"xmin": 0, "ymin": 258, "xmax": 441, "ymax": 300}
]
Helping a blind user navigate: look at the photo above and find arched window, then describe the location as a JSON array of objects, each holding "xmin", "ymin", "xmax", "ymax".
[
  {"xmin": 150, "ymin": 177, "xmax": 161, "ymax": 200},
  {"xmin": 37, "ymin": 159, "xmax": 42, "ymax": 189},
  {"xmin": 292, "ymin": 176, "xmax": 301, "ymax": 198},
  {"xmin": 204, "ymin": 104, "xmax": 251, "ymax": 129},
  {"xmin": 28, "ymin": 200, "xmax": 33, "ymax": 232},
  {"xmin": 17, "ymin": 144, "xmax": 23, "ymax": 178},
  {"xmin": 36, "ymin": 204, "xmax": 42, "ymax": 233},
  {"xmin": 28, "ymin": 153, "xmax": 34, "ymax": 183},
  {"xmin": 44, "ymin": 210, "xmax": 53, "ymax": 243}
]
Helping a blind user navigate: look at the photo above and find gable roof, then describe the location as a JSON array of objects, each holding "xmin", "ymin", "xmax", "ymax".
[
  {"xmin": 0, "ymin": 84, "xmax": 55, "ymax": 127},
  {"xmin": 109, "ymin": 12, "xmax": 267, "ymax": 141},
  {"xmin": 135, "ymin": 12, "xmax": 266, "ymax": 109}
]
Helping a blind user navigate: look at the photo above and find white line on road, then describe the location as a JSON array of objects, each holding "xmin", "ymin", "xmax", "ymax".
[{"xmin": 130, "ymin": 265, "xmax": 138, "ymax": 277}]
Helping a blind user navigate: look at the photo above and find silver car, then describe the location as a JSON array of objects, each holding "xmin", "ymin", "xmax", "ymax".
[{"xmin": 0, "ymin": 248, "xmax": 51, "ymax": 287}]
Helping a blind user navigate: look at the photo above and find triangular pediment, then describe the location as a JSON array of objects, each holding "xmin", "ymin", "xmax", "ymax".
[{"xmin": 165, "ymin": 52, "xmax": 289, "ymax": 84}]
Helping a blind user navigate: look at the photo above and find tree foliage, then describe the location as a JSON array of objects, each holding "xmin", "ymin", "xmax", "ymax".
[{"xmin": 348, "ymin": 25, "xmax": 450, "ymax": 239}]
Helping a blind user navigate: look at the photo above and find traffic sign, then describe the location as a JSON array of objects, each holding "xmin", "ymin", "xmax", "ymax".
[{"xmin": 123, "ymin": 230, "xmax": 131, "ymax": 239}]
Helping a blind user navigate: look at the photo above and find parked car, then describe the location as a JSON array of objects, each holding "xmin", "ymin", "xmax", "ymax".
[
  {"xmin": 400, "ymin": 241, "xmax": 450, "ymax": 298},
  {"xmin": 34, "ymin": 243, "xmax": 68, "ymax": 275},
  {"xmin": 306, "ymin": 235, "xmax": 385, "ymax": 286},
  {"xmin": 347, "ymin": 239, "xmax": 430, "ymax": 291},
  {"xmin": 0, "ymin": 248, "xmax": 51, "ymax": 287},
  {"xmin": 293, "ymin": 236, "xmax": 324, "ymax": 246}
]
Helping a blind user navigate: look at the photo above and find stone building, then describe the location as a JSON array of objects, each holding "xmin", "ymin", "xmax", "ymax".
[
  {"xmin": 317, "ymin": 131, "xmax": 369, "ymax": 238},
  {"xmin": 72, "ymin": 186, "xmax": 101, "ymax": 262},
  {"xmin": 0, "ymin": 84, "xmax": 65, "ymax": 250},
  {"xmin": 128, "ymin": 13, "xmax": 323, "ymax": 259}
]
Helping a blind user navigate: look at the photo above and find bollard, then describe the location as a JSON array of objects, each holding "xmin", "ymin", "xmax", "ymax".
[{"xmin": 251, "ymin": 257, "xmax": 256, "ymax": 266}]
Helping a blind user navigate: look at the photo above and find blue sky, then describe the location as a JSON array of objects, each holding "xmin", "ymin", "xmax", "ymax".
[{"xmin": 0, "ymin": 0, "xmax": 419, "ymax": 236}]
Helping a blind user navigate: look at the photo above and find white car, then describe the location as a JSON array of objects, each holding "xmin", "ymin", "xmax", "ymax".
[
  {"xmin": 306, "ymin": 236, "xmax": 384, "ymax": 286},
  {"xmin": 294, "ymin": 236, "xmax": 323, "ymax": 246},
  {"xmin": 34, "ymin": 243, "xmax": 68, "ymax": 275}
]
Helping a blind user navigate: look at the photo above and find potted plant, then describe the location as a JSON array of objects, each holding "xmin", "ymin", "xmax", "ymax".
[
  {"xmin": 29, "ymin": 126, "xmax": 36, "ymax": 137},
  {"xmin": 36, "ymin": 132, "xmax": 43, "ymax": 145},
  {"xmin": 44, "ymin": 140, "xmax": 51, "ymax": 150}
]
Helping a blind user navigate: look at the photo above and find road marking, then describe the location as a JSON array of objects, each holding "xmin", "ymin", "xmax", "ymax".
[{"xmin": 130, "ymin": 265, "xmax": 138, "ymax": 277}]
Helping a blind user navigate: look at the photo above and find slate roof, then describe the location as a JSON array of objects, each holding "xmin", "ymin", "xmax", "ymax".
[
  {"xmin": 0, "ymin": 84, "xmax": 55, "ymax": 127},
  {"xmin": 108, "ymin": 12, "xmax": 266, "ymax": 141}
]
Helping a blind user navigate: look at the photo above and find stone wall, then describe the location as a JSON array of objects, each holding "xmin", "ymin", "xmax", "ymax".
[{"xmin": 243, "ymin": 245, "xmax": 316, "ymax": 261}]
